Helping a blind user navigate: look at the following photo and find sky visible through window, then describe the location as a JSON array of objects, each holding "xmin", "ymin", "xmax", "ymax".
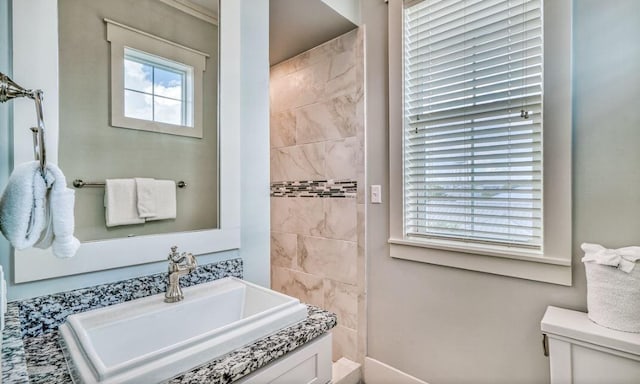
[{"xmin": 124, "ymin": 57, "xmax": 186, "ymax": 126}]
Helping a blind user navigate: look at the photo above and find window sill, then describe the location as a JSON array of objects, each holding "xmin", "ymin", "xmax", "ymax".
[
  {"xmin": 388, "ymin": 237, "xmax": 572, "ymax": 286},
  {"xmin": 112, "ymin": 115, "xmax": 202, "ymax": 138}
]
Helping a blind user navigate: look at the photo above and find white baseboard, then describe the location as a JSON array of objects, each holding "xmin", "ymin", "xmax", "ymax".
[
  {"xmin": 364, "ymin": 357, "xmax": 428, "ymax": 384},
  {"xmin": 333, "ymin": 357, "xmax": 362, "ymax": 384}
]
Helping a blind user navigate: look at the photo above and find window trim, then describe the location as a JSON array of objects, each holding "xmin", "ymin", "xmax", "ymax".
[
  {"xmin": 388, "ymin": 0, "xmax": 573, "ymax": 286},
  {"xmin": 106, "ymin": 19, "xmax": 208, "ymax": 138}
]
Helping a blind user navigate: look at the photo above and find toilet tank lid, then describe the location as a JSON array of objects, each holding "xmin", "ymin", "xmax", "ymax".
[{"xmin": 541, "ymin": 306, "xmax": 640, "ymax": 356}]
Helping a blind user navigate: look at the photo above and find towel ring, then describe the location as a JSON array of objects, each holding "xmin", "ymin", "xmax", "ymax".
[{"xmin": 0, "ymin": 72, "xmax": 47, "ymax": 175}]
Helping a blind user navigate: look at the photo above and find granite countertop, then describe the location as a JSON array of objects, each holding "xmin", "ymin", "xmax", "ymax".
[{"xmin": 1, "ymin": 259, "xmax": 337, "ymax": 383}]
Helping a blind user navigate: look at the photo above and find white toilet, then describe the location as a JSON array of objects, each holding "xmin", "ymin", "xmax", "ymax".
[{"xmin": 541, "ymin": 306, "xmax": 640, "ymax": 384}]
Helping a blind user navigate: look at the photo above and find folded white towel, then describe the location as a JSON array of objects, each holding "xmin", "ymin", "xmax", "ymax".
[
  {"xmin": 135, "ymin": 178, "xmax": 157, "ymax": 218},
  {"xmin": 104, "ymin": 179, "xmax": 145, "ymax": 227},
  {"xmin": 0, "ymin": 161, "xmax": 80, "ymax": 258},
  {"xmin": 145, "ymin": 180, "xmax": 177, "ymax": 222}
]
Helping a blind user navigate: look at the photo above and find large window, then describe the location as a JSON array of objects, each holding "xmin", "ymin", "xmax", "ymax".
[
  {"xmin": 388, "ymin": 0, "xmax": 572, "ymax": 285},
  {"xmin": 403, "ymin": 0, "xmax": 543, "ymax": 250}
]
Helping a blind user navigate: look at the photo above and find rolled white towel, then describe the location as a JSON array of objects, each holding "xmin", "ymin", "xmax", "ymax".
[
  {"xmin": 45, "ymin": 164, "xmax": 80, "ymax": 258},
  {"xmin": 0, "ymin": 161, "xmax": 80, "ymax": 258},
  {"xmin": 0, "ymin": 161, "xmax": 51, "ymax": 249}
]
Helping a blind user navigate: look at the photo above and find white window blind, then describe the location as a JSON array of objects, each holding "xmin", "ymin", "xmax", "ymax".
[{"xmin": 403, "ymin": 0, "xmax": 543, "ymax": 250}]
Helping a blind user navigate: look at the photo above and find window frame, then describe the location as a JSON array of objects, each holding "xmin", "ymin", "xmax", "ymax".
[
  {"xmin": 388, "ymin": 0, "xmax": 573, "ymax": 286},
  {"xmin": 106, "ymin": 19, "xmax": 208, "ymax": 138}
]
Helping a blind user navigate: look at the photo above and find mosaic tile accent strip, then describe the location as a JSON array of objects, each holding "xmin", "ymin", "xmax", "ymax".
[
  {"xmin": 270, "ymin": 179, "xmax": 357, "ymax": 198},
  {"xmin": 16, "ymin": 258, "xmax": 243, "ymax": 338}
]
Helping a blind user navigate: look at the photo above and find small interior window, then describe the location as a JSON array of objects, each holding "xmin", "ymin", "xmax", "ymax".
[
  {"xmin": 106, "ymin": 19, "xmax": 208, "ymax": 138},
  {"xmin": 123, "ymin": 48, "xmax": 194, "ymax": 127}
]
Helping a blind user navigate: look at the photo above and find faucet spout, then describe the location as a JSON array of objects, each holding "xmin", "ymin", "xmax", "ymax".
[{"xmin": 164, "ymin": 246, "xmax": 197, "ymax": 303}]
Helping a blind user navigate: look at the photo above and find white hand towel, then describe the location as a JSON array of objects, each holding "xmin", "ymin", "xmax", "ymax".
[
  {"xmin": 0, "ymin": 161, "xmax": 80, "ymax": 258},
  {"xmin": 145, "ymin": 180, "xmax": 177, "ymax": 221},
  {"xmin": 135, "ymin": 178, "xmax": 157, "ymax": 218},
  {"xmin": 0, "ymin": 161, "xmax": 52, "ymax": 249},
  {"xmin": 104, "ymin": 179, "xmax": 145, "ymax": 227}
]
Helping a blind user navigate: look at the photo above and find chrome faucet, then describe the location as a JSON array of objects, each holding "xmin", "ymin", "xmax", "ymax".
[{"xmin": 165, "ymin": 246, "xmax": 197, "ymax": 303}]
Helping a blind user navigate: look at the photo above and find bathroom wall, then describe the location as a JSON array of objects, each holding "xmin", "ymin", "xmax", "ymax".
[
  {"xmin": 363, "ymin": 0, "xmax": 640, "ymax": 383},
  {"xmin": 321, "ymin": 0, "xmax": 360, "ymax": 25},
  {"xmin": 269, "ymin": 28, "xmax": 366, "ymax": 363},
  {"xmin": 0, "ymin": 0, "xmax": 270, "ymax": 300}
]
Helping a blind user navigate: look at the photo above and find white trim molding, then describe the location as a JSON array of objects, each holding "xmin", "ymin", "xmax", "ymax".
[
  {"xmin": 387, "ymin": 0, "xmax": 573, "ymax": 286},
  {"xmin": 11, "ymin": 0, "xmax": 59, "ymax": 168},
  {"xmin": 158, "ymin": 0, "xmax": 218, "ymax": 26},
  {"xmin": 364, "ymin": 357, "xmax": 429, "ymax": 384}
]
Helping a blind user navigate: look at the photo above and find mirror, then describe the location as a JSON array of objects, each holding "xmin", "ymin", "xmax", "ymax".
[
  {"xmin": 11, "ymin": 0, "xmax": 241, "ymax": 283},
  {"xmin": 58, "ymin": 0, "xmax": 218, "ymax": 241}
]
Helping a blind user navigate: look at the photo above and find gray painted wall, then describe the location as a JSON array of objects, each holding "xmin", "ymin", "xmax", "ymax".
[
  {"xmin": 269, "ymin": 0, "xmax": 356, "ymax": 65},
  {"xmin": 364, "ymin": 0, "xmax": 640, "ymax": 383},
  {"xmin": 58, "ymin": 0, "xmax": 218, "ymax": 241}
]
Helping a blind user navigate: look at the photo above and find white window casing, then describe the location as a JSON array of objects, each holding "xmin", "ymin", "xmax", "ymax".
[
  {"xmin": 388, "ymin": 0, "xmax": 572, "ymax": 286},
  {"xmin": 106, "ymin": 19, "xmax": 208, "ymax": 138}
]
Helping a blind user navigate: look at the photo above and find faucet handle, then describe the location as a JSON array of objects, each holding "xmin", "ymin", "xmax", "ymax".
[{"xmin": 168, "ymin": 246, "xmax": 180, "ymax": 262}]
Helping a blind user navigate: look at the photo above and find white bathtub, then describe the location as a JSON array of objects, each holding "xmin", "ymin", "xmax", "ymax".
[{"xmin": 59, "ymin": 277, "xmax": 308, "ymax": 384}]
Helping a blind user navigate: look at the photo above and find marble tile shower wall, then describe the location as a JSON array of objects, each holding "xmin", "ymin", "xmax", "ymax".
[{"xmin": 269, "ymin": 28, "xmax": 365, "ymax": 363}]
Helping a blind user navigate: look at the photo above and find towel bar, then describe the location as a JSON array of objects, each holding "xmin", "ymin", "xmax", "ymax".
[{"xmin": 72, "ymin": 179, "xmax": 187, "ymax": 189}]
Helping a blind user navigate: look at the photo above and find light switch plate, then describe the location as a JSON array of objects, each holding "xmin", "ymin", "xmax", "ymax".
[{"xmin": 370, "ymin": 185, "xmax": 382, "ymax": 204}]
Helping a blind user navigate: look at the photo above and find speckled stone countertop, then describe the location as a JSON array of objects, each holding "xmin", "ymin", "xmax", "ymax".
[{"xmin": 1, "ymin": 259, "xmax": 337, "ymax": 383}]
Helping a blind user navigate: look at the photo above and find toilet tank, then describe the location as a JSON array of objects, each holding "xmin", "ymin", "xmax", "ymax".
[{"xmin": 541, "ymin": 306, "xmax": 640, "ymax": 384}]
